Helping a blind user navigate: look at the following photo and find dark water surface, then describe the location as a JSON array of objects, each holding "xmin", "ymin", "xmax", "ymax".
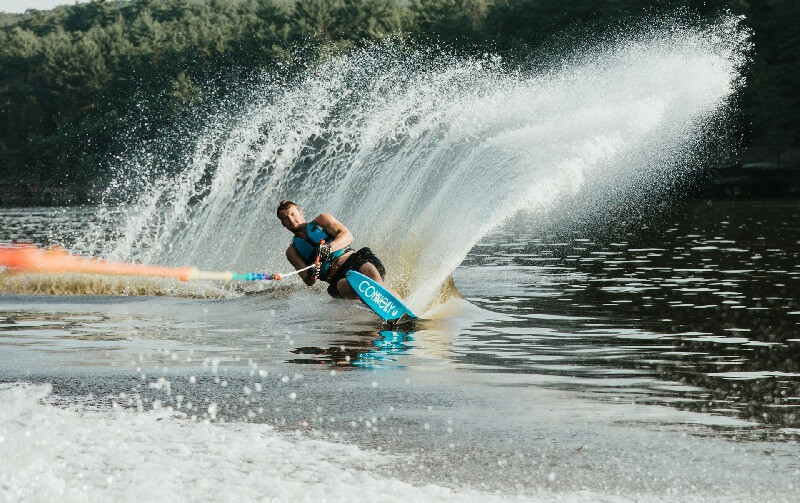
[
  {"xmin": 456, "ymin": 200, "xmax": 800, "ymax": 438},
  {"xmin": 1, "ymin": 200, "xmax": 799, "ymax": 500},
  {"xmin": 2, "ymin": 200, "xmax": 800, "ymax": 438}
]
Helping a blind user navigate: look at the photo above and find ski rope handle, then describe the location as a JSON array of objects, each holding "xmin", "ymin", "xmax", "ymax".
[{"xmin": 313, "ymin": 239, "xmax": 325, "ymax": 281}]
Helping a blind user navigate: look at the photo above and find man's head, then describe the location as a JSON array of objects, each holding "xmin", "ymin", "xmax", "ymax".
[{"xmin": 276, "ymin": 200, "xmax": 305, "ymax": 232}]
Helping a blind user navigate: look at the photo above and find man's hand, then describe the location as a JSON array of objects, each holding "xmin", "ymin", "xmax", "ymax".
[
  {"xmin": 318, "ymin": 243, "xmax": 332, "ymax": 262},
  {"xmin": 308, "ymin": 263, "xmax": 321, "ymax": 280}
]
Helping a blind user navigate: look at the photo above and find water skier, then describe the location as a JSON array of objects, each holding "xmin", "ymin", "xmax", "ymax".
[{"xmin": 277, "ymin": 200, "xmax": 399, "ymax": 300}]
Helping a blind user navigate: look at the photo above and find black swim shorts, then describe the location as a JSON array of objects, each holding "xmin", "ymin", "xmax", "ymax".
[{"xmin": 326, "ymin": 247, "xmax": 386, "ymax": 298}]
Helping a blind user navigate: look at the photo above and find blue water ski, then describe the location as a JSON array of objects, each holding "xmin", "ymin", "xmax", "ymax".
[{"xmin": 346, "ymin": 270, "xmax": 417, "ymax": 323}]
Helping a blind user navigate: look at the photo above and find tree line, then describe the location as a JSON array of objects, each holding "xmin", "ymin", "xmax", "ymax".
[{"xmin": 0, "ymin": 0, "xmax": 797, "ymax": 202}]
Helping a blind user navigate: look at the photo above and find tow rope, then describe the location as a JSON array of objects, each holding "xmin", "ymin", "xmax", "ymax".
[{"xmin": 0, "ymin": 244, "xmax": 307, "ymax": 282}]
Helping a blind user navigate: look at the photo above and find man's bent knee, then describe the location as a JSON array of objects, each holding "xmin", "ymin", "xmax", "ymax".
[
  {"xmin": 336, "ymin": 278, "xmax": 359, "ymax": 300},
  {"xmin": 359, "ymin": 262, "xmax": 382, "ymax": 282}
]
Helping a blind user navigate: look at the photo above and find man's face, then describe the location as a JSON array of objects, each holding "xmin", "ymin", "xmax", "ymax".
[{"xmin": 278, "ymin": 205, "xmax": 305, "ymax": 232}]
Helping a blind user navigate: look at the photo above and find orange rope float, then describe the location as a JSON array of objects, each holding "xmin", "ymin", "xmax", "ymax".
[{"xmin": 0, "ymin": 244, "xmax": 305, "ymax": 282}]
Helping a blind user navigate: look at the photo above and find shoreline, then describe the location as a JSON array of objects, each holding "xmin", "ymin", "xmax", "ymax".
[{"xmin": 3, "ymin": 163, "xmax": 800, "ymax": 207}]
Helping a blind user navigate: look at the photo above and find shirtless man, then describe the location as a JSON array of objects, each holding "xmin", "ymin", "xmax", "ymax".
[{"xmin": 276, "ymin": 200, "xmax": 395, "ymax": 299}]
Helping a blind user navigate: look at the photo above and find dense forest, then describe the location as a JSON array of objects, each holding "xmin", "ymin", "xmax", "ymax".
[{"xmin": 0, "ymin": 0, "xmax": 798, "ymax": 203}]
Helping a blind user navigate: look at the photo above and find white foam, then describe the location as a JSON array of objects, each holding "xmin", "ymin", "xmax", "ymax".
[
  {"xmin": 1, "ymin": 383, "xmax": 699, "ymax": 503},
  {"xmin": 0, "ymin": 384, "xmax": 464, "ymax": 501}
]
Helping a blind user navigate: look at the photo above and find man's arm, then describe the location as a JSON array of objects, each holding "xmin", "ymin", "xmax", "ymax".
[
  {"xmin": 286, "ymin": 246, "xmax": 316, "ymax": 286},
  {"xmin": 314, "ymin": 213, "xmax": 354, "ymax": 252}
]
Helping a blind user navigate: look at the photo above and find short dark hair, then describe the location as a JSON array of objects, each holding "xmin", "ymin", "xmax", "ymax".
[{"xmin": 276, "ymin": 200, "xmax": 299, "ymax": 216}]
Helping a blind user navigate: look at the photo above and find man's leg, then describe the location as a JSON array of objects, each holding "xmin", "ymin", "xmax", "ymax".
[
  {"xmin": 358, "ymin": 262, "xmax": 383, "ymax": 282},
  {"xmin": 359, "ymin": 262, "xmax": 401, "ymax": 298},
  {"xmin": 335, "ymin": 262, "xmax": 402, "ymax": 300},
  {"xmin": 331, "ymin": 263, "xmax": 383, "ymax": 300},
  {"xmin": 335, "ymin": 277, "xmax": 359, "ymax": 300}
]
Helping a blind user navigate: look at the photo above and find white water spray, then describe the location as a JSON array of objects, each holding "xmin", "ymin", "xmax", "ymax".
[{"xmin": 85, "ymin": 15, "xmax": 749, "ymax": 311}]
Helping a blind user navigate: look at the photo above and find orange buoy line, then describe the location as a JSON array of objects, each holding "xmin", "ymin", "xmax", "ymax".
[{"xmin": 0, "ymin": 244, "xmax": 307, "ymax": 282}]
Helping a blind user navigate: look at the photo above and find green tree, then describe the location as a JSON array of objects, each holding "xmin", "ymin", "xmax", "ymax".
[
  {"xmin": 3, "ymin": 26, "xmax": 42, "ymax": 60},
  {"xmin": 169, "ymin": 71, "xmax": 203, "ymax": 113},
  {"xmin": 410, "ymin": 0, "xmax": 490, "ymax": 43},
  {"xmin": 43, "ymin": 27, "xmax": 109, "ymax": 95},
  {"xmin": 340, "ymin": 0, "xmax": 408, "ymax": 41},
  {"xmin": 294, "ymin": 0, "xmax": 345, "ymax": 41}
]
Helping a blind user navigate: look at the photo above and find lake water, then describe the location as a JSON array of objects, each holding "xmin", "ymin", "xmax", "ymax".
[
  {"xmin": 1, "ymin": 17, "xmax": 788, "ymax": 501},
  {"xmin": 1, "ymin": 199, "xmax": 799, "ymax": 502}
]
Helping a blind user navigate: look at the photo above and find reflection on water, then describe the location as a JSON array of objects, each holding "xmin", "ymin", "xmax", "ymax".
[
  {"xmin": 0, "ymin": 207, "xmax": 111, "ymax": 248},
  {"xmin": 454, "ymin": 200, "xmax": 800, "ymax": 437},
  {"xmin": 1, "ymin": 201, "xmax": 800, "ymax": 439},
  {"xmin": 356, "ymin": 331, "xmax": 416, "ymax": 368},
  {"xmin": 290, "ymin": 330, "xmax": 415, "ymax": 368}
]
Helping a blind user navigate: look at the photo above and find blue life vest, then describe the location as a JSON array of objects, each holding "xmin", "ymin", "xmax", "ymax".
[{"xmin": 292, "ymin": 220, "xmax": 351, "ymax": 278}]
